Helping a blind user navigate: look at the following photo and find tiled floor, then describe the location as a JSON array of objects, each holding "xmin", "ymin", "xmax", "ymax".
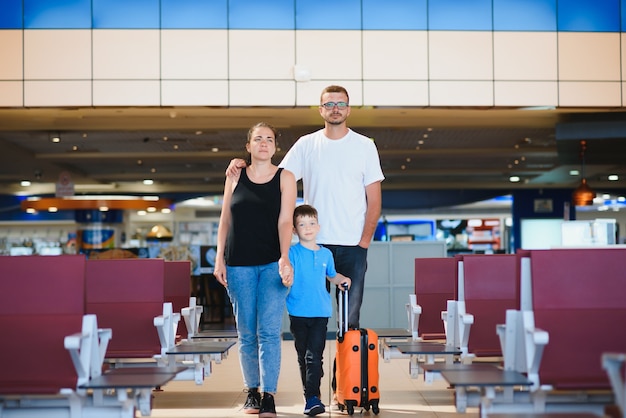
[{"xmin": 149, "ymin": 334, "xmax": 478, "ymax": 418}]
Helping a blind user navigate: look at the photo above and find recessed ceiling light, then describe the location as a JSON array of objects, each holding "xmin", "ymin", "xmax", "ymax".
[
  {"xmin": 509, "ymin": 176, "xmax": 521, "ymax": 182},
  {"xmin": 608, "ymin": 174, "xmax": 619, "ymax": 181},
  {"xmin": 143, "ymin": 179, "xmax": 154, "ymax": 185},
  {"xmin": 20, "ymin": 180, "xmax": 31, "ymax": 187}
]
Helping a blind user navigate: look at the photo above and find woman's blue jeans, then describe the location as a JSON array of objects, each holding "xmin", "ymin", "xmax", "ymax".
[{"xmin": 226, "ymin": 262, "xmax": 288, "ymax": 393}]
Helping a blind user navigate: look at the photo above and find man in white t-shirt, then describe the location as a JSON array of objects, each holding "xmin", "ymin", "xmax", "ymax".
[{"xmin": 279, "ymin": 85, "xmax": 384, "ymax": 329}]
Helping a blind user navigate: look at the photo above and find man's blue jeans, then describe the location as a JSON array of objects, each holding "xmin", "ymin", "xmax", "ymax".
[
  {"xmin": 324, "ymin": 245, "xmax": 368, "ymax": 329},
  {"xmin": 226, "ymin": 262, "xmax": 288, "ymax": 393}
]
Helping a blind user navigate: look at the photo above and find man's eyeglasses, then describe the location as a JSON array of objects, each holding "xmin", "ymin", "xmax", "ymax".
[{"xmin": 321, "ymin": 101, "xmax": 349, "ymax": 110}]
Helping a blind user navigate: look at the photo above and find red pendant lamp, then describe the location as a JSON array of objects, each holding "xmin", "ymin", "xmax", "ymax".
[{"xmin": 572, "ymin": 140, "xmax": 595, "ymax": 206}]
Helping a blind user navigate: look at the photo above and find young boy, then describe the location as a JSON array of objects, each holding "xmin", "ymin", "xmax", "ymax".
[{"xmin": 285, "ymin": 204, "xmax": 351, "ymax": 416}]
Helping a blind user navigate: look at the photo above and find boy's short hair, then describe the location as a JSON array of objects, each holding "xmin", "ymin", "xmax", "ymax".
[{"xmin": 293, "ymin": 204, "xmax": 318, "ymax": 226}]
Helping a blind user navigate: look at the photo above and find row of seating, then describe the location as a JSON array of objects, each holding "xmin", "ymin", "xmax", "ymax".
[
  {"xmin": 401, "ymin": 249, "xmax": 626, "ymax": 417},
  {"xmin": 0, "ymin": 255, "xmax": 235, "ymax": 418},
  {"xmin": 380, "ymin": 255, "xmax": 514, "ymax": 378}
]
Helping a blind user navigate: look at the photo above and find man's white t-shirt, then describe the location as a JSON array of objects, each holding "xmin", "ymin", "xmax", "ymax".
[{"xmin": 279, "ymin": 128, "xmax": 385, "ymax": 245}]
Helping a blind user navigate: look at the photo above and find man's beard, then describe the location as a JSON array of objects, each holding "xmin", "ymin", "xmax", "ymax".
[{"xmin": 326, "ymin": 115, "xmax": 346, "ymax": 125}]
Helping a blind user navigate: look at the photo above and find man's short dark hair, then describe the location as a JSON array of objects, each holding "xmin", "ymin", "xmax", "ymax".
[{"xmin": 320, "ymin": 85, "xmax": 349, "ymax": 103}]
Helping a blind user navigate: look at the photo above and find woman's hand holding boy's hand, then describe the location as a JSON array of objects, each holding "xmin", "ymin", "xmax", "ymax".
[{"xmin": 279, "ymin": 257, "xmax": 293, "ymax": 287}]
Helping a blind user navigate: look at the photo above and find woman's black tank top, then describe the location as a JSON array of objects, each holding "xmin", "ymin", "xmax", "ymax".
[{"xmin": 225, "ymin": 167, "xmax": 282, "ymax": 266}]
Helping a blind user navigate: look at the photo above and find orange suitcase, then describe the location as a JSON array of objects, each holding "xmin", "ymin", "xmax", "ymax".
[{"xmin": 335, "ymin": 288, "xmax": 380, "ymax": 415}]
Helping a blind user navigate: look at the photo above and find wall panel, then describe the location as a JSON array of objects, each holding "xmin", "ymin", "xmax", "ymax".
[
  {"xmin": 0, "ymin": 30, "xmax": 23, "ymax": 79},
  {"xmin": 0, "ymin": 81, "xmax": 23, "ymax": 106},
  {"xmin": 494, "ymin": 81, "xmax": 558, "ymax": 106},
  {"xmin": 24, "ymin": 80, "xmax": 91, "ymax": 106},
  {"xmin": 93, "ymin": 80, "xmax": 160, "ymax": 105},
  {"xmin": 295, "ymin": 31, "xmax": 362, "ymax": 81},
  {"xmin": 229, "ymin": 80, "xmax": 295, "ymax": 106},
  {"xmin": 161, "ymin": 80, "xmax": 229, "ymax": 106},
  {"xmin": 93, "ymin": 30, "xmax": 160, "ymax": 79},
  {"xmin": 228, "ymin": 31, "xmax": 295, "ymax": 80},
  {"xmin": 494, "ymin": 32, "xmax": 557, "ymax": 80},
  {"xmin": 558, "ymin": 32, "xmax": 620, "ymax": 81},
  {"xmin": 161, "ymin": 30, "xmax": 228, "ymax": 79},
  {"xmin": 559, "ymin": 81, "xmax": 621, "ymax": 106},
  {"xmin": 363, "ymin": 31, "xmax": 428, "ymax": 80},
  {"xmin": 429, "ymin": 31, "xmax": 493, "ymax": 80},
  {"xmin": 24, "ymin": 30, "xmax": 91, "ymax": 79},
  {"xmin": 363, "ymin": 81, "xmax": 429, "ymax": 106},
  {"xmin": 430, "ymin": 81, "xmax": 494, "ymax": 106}
]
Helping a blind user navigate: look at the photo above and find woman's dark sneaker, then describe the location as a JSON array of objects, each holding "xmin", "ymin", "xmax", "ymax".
[
  {"xmin": 243, "ymin": 388, "xmax": 261, "ymax": 414},
  {"xmin": 259, "ymin": 393, "xmax": 277, "ymax": 418}
]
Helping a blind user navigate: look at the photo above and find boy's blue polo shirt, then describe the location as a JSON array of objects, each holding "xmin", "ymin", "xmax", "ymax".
[{"xmin": 286, "ymin": 242, "xmax": 337, "ymax": 318}]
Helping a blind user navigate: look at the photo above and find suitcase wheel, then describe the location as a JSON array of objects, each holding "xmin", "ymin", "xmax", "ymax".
[
  {"xmin": 345, "ymin": 400, "xmax": 357, "ymax": 416},
  {"xmin": 371, "ymin": 399, "xmax": 380, "ymax": 415}
]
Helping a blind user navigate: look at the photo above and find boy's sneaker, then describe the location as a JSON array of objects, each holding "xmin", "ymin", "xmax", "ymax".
[
  {"xmin": 304, "ymin": 396, "xmax": 325, "ymax": 416},
  {"xmin": 243, "ymin": 388, "xmax": 261, "ymax": 414},
  {"xmin": 259, "ymin": 393, "xmax": 277, "ymax": 418}
]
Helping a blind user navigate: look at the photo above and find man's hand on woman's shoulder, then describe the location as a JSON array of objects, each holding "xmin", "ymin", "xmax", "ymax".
[{"xmin": 225, "ymin": 158, "xmax": 247, "ymax": 179}]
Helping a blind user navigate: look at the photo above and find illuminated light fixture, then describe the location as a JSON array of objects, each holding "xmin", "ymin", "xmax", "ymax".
[
  {"xmin": 21, "ymin": 195, "xmax": 172, "ymax": 212},
  {"xmin": 509, "ymin": 176, "xmax": 520, "ymax": 183},
  {"xmin": 26, "ymin": 208, "xmax": 36, "ymax": 214},
  {"xmin": 20, "ymin": 180, "xmax": 31, "ymax": 187},
  {"xmin": 161, "ymin": 208, "xmax": 171, "ymax": 214},
  {"xmin": 608, "ymin": 174, "xmax": 619, "ymax": 181},
  {"xmin": 468, "ymin": 219, "xmax": 483, "ymax": 227},
  {"xmin": 48, "ymin": 207, "xmax": 58, "ymax": 212},
  {"xmin": 99, "ymin": 206, "xmax": 109, "ymax": 212},
  {"xmin": 572, "ymin": 140, "xmax": 595, "ymax": 206},
  {"xmin": 50, "ymin": 133, "xmax": 61, "ymax": 143},
  {"xmin": 143, "ymin": 179, "xmax": 154, "ymax": 185},
  {"xmin": 147, "ymin": 224, "xmax": 173, "ymax": 241}
]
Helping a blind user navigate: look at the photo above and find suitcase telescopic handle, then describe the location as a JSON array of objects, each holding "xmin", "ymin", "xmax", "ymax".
[{"xmin": 338, "ymin": 283, "xmax": 349, "ymax": 337}]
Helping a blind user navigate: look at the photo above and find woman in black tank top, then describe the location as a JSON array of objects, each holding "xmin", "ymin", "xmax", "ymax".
[{"xmin": 213, "ymin": 122, "xmax": 296, "ymax": 418}]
